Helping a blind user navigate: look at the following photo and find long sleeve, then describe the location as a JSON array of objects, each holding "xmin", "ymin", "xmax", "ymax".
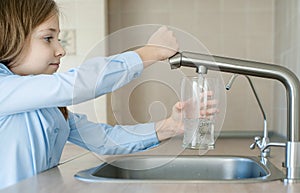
[
  {"xmin": 0, "ymin": 51, "xmax": 143, "ymax": 116},
  {"xmin": 67, "ymin": 112, "xmax": 159, "ymax": 154},
  {"xmin": 0, "ymin": 51, "xmax": 159, "ymax": 189}
]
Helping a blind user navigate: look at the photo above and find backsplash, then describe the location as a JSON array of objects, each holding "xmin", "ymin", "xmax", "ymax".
[
  {"xmin": 274, "ymin": 0, "xmax": 300, "ymax": 137},
  {"xmin": 107, "ymin": 0, "xmax": 276, "ymax": 135}
]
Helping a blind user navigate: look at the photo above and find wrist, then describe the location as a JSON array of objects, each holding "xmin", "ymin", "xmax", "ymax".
[
  {"xmin": 155, "ymin": 117, "xmax": 177, "ymax": 142},
  {"xmin": 135, "ymin": 46, "xmax": 159, "ymax": 68},
  {"xmin": 155, "ymin": 119, "xmax": 167, "ymax": 142}
]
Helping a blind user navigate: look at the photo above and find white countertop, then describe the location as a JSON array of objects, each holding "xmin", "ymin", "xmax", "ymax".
[{"xmin": 1, "ymin": 137, "xmax": 300, "ymax": 193}]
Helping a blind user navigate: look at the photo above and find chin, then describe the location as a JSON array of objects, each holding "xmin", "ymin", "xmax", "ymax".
[{"xmin": 43, "ymin": 70, "xmax": 57, "ymax": 75}]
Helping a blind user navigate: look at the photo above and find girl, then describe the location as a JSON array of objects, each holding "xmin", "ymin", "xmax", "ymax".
[{"xmin": 0, "ymin": 0, "xmax": 182, "ymax": 189}]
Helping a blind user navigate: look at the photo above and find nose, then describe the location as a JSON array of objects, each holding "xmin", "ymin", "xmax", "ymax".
[{"xmin": 55, "ymin": 43, "xmax": 66, "ymax": 58}]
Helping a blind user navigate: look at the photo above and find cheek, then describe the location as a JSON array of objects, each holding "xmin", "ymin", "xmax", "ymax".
[
  {"xmin": 21, "ymin": 52, "xmax": 50, "ymax": 74},
  {"xmin": 27, "ymin": 46, "xmax": 50, "ymax": 64}
]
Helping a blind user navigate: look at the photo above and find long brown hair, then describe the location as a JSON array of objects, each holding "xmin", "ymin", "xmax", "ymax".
[
  {"xmin": 0, "ymin": 0, "xmax": 58, "ymax": 65},
  {"xmin": 0, "ymin": 0, "xmax": 68, "ymax": 119}
]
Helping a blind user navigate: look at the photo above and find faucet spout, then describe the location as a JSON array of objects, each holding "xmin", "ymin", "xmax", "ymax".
[{"xmin": 169, "ymin": 51, "xmax": 300, "ymax": 183}]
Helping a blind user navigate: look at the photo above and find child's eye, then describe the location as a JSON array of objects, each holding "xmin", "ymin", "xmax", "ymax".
[{"xmin": 44, "ymin": 36, "xmax": 53, "ymax": 42}]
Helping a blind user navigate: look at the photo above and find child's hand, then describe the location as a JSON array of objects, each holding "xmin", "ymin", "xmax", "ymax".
[
  {"xmin": 155, "ymin": 98, "xmax": 219, "ymax": 142},
  {"xmin": 135, "ymin": 26, "xmax": 179, "ymax": 68},
  {"xmin": 183, "ymin": 91, "xmax": 219, "ymax": 119},
  {"xmin": 155, "ymin": 102, "xmax": 184, "ymax": 142},
  {"xmin": 147, "ymin": 26, "xmax": 179, "ymax": 61}
]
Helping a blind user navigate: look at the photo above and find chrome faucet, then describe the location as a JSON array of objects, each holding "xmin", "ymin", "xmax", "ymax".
[
  {"xmin": 225, "ymin": 74, "xmax": 285, "ymax": 158},
  {"xmin": 225, "ymin": 74, "xmax": 270, "ymax": 157},
  {"xmin": 169, "ymin": 51, "xmax": 300, "ymax": 184}
]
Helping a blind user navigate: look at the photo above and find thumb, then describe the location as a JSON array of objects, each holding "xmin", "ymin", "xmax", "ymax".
[{"xmin": 175, "ymin": 101, "xmax": 184, "ymax": 110}]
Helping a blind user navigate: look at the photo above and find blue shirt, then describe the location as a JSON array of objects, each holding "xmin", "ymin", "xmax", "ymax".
[{"xmin": 0, "ymin": 51, "xmax": 159, "ymax": 189}]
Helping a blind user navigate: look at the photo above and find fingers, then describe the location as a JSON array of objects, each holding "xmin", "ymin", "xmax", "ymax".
[
  {"xmin": 200, "ymin": 99, "xmax": 218, "ymax": 108},
  {"xmin": 200, "ymin": 107, "xmax": 219, "ymax": 118},
  {"xmin": 199, "ymin": 90, "xmax": 214, "ymax": 99}
]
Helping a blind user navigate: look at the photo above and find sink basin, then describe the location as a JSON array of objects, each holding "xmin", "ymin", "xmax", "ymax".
[{"xmin": 75, "ymin": 155, "xmax": 284, "ymax": 183}]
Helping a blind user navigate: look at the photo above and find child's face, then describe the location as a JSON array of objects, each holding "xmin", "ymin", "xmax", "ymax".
[{"xmin": 10, "ymin": 15, "xmax": 66, "ymax": 75}]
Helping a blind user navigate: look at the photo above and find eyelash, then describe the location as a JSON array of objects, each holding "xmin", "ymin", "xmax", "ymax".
[
  {"xmin": 44, "ymin": 36, "xmax": 61, "ymax": 43},
  {"xmin": 44, "ymin": 36, "xmax": 53, "ymax": 42}
]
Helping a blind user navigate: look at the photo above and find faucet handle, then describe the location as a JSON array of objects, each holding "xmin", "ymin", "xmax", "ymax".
[
  {"xmin": 249, "ymin": 143, "xmax": 256, "ymax": 150},
  {"xmin": 250, "ymin": 136, "xmax": 261, "ymax": 149},
  {"xmin": 254, "ymin": 136, "xmax": 261, "ymax": 142}
]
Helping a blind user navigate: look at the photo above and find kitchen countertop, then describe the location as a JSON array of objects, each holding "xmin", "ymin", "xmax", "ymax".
[{"xmin": 1, "ymin": 136, "xmax": 300, "ymax": 193}]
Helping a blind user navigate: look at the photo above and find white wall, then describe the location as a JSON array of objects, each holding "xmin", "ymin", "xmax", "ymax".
[
  {"xmin": 274, "ymin": 0, "xmax": 300, "ymax": 137},
  {"xmin": 107, "ymin": 0, "xmax": 275, "ymax": 135},
  {"xmin": 55, "ymin": 0, "xmax": 108, "ymax": 123}
]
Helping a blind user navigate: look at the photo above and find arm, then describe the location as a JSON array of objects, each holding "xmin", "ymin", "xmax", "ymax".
[
  {"xmin": 0, "ymin": 52, "xmax": 143, "ymax": 116},
  {"xmin": 68, "ymin": 101, "xmax": 215, "ymax": 153},
  {"xmin": 0, "ymin": 26, "xmax": 178, "ymax": 116},
  {"xmin": 67, "ymin": 112, "xmax": 159, "ymax": 154}
]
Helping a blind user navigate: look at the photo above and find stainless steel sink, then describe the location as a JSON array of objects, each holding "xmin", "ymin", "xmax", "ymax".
[{"xmin": 75, "ymin": 155, "xmax": 284, "ymax": 183}]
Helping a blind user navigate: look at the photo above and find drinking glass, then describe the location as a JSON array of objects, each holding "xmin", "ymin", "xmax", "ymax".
[{"xmin": 181, "ymin": 75, "xmax": 218, "ymax": 150}]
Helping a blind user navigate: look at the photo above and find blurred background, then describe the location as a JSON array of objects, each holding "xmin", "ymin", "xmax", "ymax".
[{"xmin": 56, "ymin": 0, "xmax": 300, "ymax": 139}]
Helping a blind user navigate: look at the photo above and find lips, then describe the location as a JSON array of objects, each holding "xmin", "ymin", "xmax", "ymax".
[{"xmin": 49, "ymin": 62, "xmax": 60, "ymax": 67}]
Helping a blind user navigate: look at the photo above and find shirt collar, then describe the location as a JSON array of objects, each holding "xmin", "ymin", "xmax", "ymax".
[{"xmin": 0, "ymin": 63, "xmax": 14, "ymax": 75}]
